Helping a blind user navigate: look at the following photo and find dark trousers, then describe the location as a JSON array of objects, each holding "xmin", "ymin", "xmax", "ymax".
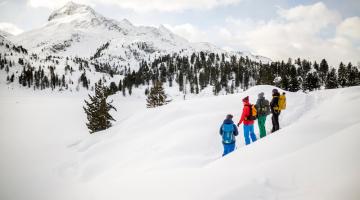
[{"xmin": 271, "ymin": 112, "xmax": 280, "ymax": 133}]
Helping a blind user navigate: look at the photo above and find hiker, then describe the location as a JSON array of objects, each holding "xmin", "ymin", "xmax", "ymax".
[
  {"xmin": 219, "ymin": 114, "xmax": 239, "ymax": 156},
  {"xmin": 270, "ymin": 89, "xmax": 281, "ymax": 133},
  {"xmin": 237, "ymin": 96, "xmax": 257, "ymax": 145},
  {"xmin": 255, "ymin": 92, "xmax": 270, "ymax": 138}
]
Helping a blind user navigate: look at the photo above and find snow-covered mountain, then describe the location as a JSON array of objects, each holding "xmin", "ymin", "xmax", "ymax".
[
  {"xmin": 0, "ymin": 33, "xmax": 28, "ymax": 62},
  {"xmin": 11, "ymin": 1, "xmax": 270, "ymax": 68},
  {"xmin": 0, "ymin": 30, "xmax": 13, "ymax": 39}
]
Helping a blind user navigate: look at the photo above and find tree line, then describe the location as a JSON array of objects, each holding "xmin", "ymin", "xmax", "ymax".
[
  {"xmin": 1, "ymin": 51, "xmax": 360, "ymax": 95},
  {"xmin": 116, "ymin": 52, "xmax": 360, "ymax": 96}
]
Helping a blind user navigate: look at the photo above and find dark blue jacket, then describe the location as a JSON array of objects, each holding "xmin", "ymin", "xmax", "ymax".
[{"xmin": 219, "ymin": 119, "xmax": 239, "ymax": 143}]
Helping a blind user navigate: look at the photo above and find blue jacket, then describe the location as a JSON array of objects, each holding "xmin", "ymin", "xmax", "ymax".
[{"xmin": 219, "ymin": 119, "xmax": 239, "ymax": 143}]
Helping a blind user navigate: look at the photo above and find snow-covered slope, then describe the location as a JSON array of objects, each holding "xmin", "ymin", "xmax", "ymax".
[
  {"xmin": 1, "ymin": 2, "xmax": 271, "ymax": 94},
  {"xmin": 0, "ymin": 35, "xmax": 29, "ymax": 66},
  {"xmin": 10, "ymin": 1, "xmax": 270, "ymax": 67},
  {"xmin": 0, "ymin": 85, "xmax": 359, "ymax": 200},
  {"xmin": 0, "ymin": 30, "xmax": 12, "ymax": 39}
]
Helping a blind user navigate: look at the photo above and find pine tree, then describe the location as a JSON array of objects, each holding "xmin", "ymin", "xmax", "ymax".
[
  {"xmin": 10, "ymin": 74, "xmax": 14, "ymax": 83},
  {"xmin": 303, "ymin": 73, "xmax": 314, "ymax": 92},
  {"xmin": 347, "ymin": 63, "xmax": 359, "ymax": 86},
  {"xmin": 83, "ymin": 80, "xmax": 117, "ymax": 134},
  {"xmin": 337, "ymin": 62, "xmax": 347, "ymax": 87},
  {"xmin": 325, "ymin": 68, "xmax": 338, "ymax": 89},
  {"xmin": 313, "ymin": 61, "xmax": 319, "ymax": 71},
  {"xmin": 109, "ymin": 81, "xmax": 118, "ymax": 95},
  {"xmin": 178, "ymin": 71, "xmax": 184, "ymax": 92},
  {"xmin": 288, "ymin": 65, "xmax": 300, "ymax": 92},
  {"xmin": 312, "ymin": 72, "xmax": 321, "ymax": 90},
  {"xmin": 118, "ymin": 80, "xmax": 123, "ymax": 91},
  {"xmin": 145, "ymin": 88, "xmax": 150, "ymax": 95},
  {"xmin": 80, "ymin": 72, "xmax": 89, "ymax": 89},
  {"xmin": 319, "ymin": 59, "xmax": 329, "ymax": 85},
  {"xmin": 146, "ymin": 81, "xmax": 170, "ymax": 108},
  {"xmin": 280, "ymin": 75, "xmax": 290, "ymax": 91}
]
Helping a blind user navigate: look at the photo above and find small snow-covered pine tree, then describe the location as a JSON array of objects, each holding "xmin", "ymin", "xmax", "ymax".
[
  {"xmin": 83, "ymin": 80, "xmax": 116, "ymax": 133},
  {"xmin": 146, "ymin": 81, "xmax": 170, "ymax": 108},
  {"xmin": 325, "ymin": 68, "xmax": 338, "ymax": 89},
  {"xmin": 337, "ymin": 62, "xmax": 347, "ymax": 87}
]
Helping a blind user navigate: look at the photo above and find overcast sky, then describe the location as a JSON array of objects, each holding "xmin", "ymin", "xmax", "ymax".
[{"xmin": 0, "ymin": 0, "xmax": 359, "ymax": 66}]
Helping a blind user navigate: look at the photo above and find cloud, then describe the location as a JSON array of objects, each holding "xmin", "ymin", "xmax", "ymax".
[
  {"xmin": 163, "ymin": 23, "xmax": 209, "ymax": 42},
  {"xmin": 218, "ymin": 2, "xmax": 360, "ymax": 66},
  {"xmin": 0, "ymin": 22, "xmax": 24, "ymax": 35},
  {"xmin": 27, "ymin": 0, "xmax": 93, "ymax": 9},
  {"xmin": 27, "ymin": 0, "xmax": 242, "ymax": 12},
  {"xmin": 336, "ymin": 17, "xmax": 360, "ymax": 40},
  {"xmin": 277, "ymin": 2, "xmax": 341, "ymax": 28},
  {"xmin": 0, "ymin": 1, "xmax": 8, "ymax": 7},
  {"xmin": 21, "ymin": 1, "xmax": 360, "ymax": 65}
]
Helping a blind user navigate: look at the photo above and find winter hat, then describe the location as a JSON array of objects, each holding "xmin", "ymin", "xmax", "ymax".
[
  {"xmin": 258, "ymin": 92, "xmax": 264, "ymax": 98},
  {"xmin": 226, "ymin": 114, "xmax": 233, "ymax": 119},
  {"xmin": 272, "ymin": 89, "xmax": 278, "ymax": 94},
  {"xmin": 242, "ymin": 96, "xmax": 249, "ymax": 102}
]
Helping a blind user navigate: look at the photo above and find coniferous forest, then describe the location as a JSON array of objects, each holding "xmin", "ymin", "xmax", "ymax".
[
  {"xmin": 119, "ymin": 52, "xmax": 360, "ymax": 96},
  {"xmin": 1, "ymin": 50, "xmax": 360, "ymax": 96}
]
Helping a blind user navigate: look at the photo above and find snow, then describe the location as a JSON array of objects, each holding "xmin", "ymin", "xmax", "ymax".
[
  {"xmin": 0, "ymin": 85, "xmax": 359, "ymax": 200},
  {"xmin": 1, "ymin": 1, "xmax": 271, "ymax": 95},
  {"xmin": 9, "ymin": 1, "xmax": 271, "ymax": 70},
  {"xmin": 0, "ymin": 30, "xmax": 12, "ymax": 39}
]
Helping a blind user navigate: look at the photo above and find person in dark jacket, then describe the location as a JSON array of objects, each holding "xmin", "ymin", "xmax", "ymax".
[
  {"xmin": 255, "ymin": 92, "xmax": 270, "ymax": 138},
  {"xmin": 219, "ymin": 114, "xmax": 239, "ymax": 156},
  {"xmin": 270, "ymin": 89, "xmax": 281, "ymax": 133}
]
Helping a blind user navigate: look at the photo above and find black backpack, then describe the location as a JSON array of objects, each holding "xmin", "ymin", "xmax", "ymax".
[{"xmin": 257, "ymin": 99, "xmax": 270, "ymax": 116}]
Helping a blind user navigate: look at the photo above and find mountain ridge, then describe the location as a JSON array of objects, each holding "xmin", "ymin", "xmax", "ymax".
[
  {"xmin": 9, "ymin": 1, "xmax": 271, "ymax": 66},
  {"xmin": 0, "ymin": 30, "xmax": 12, "ymax": 39}
]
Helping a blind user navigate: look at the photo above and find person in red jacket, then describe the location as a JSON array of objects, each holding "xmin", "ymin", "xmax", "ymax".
[{"xmin": 237, "ymin": 96, "xmax": 257, "ymax": 145}]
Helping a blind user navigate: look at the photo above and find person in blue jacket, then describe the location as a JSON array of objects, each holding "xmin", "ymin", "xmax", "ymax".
[{"xmin": 219, "ymin": 114, "xmax": 239, "ymax": 156}]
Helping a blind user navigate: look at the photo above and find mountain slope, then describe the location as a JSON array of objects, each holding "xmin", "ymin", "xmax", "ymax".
[
  {"xmin": 0, "ymin": 85, "xmax": 359, "ymax": 200},
  {"xmin": 1, "ymin": 1, "xmax": 272, "ymax": 95},
  {"xmin": 0, "ymin": 30, "xmax": 13, "ymax": 39},
  {"xmin": 10, "ymin": 1, "xmax": 270, "ymax": 68}
]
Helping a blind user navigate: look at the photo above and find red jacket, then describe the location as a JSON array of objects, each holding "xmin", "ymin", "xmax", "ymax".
[{"xmin": 238, "ymin": 102, "xmax": 254, "ymax": 125}]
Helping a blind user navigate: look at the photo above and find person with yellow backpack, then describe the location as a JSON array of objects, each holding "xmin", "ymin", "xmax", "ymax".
[
  {"xmin": 270, "ymin": 89, "xmax": 286, "ymax": 133},
  {"xmin": 237, "ymin": 96, "xmax": 257, "ymax": 145}
]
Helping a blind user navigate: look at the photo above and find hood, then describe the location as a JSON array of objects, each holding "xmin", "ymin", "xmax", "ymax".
[
  {"xmin": 223, "ymin": 119, "xmax": 234, "ymax": 124},
  {"xmin": 258, "ymin": 92, "xmax": 265, "ymax": 99},
  {"xmin": 243, "ymin": 101, "xmax": 251, "ymax": 106},
  {"xmin": 273, "ymin": 92, "xmax": 280, "ymax": 97}
]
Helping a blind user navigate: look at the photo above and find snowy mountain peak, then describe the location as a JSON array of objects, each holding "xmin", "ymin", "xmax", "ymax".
[
  {"xmin": 158, "ymin": 25, "xmax": 171, "ymax": 33},
  {"xmin": 11, "ymin": 1, "xmax": 271, "ymax": 65},
  {"xmin": 48, "ymin": 1, "xmax": 96, "ymax": 21},
  {"xmin": 120, "ymin": 18, "xmax": 133, "ymax": 26}
]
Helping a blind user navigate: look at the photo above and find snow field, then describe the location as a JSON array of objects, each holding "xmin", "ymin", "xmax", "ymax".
[{"xmin": 0, "ymin": 85, "xmax": 359, "ymax": 200}]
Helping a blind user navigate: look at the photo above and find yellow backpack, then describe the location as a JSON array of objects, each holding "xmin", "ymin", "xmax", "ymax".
[
  {"xmin": 278, "ymin": 93, "xmax": 286, "ymax": 110},
  {"xmin": 251, "ymin": 104, "xmax": 257, "ymax": 118},
  {"xmin": 246, "ymin": 104, "xmax": 257, "ymax": 120}
]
